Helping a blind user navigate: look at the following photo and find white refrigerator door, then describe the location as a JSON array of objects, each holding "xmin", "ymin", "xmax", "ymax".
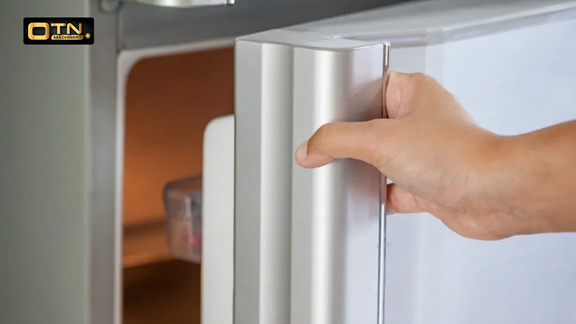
[{"xmin": 233, "ymin": 1, "xmax": 576, "ymax": 324}]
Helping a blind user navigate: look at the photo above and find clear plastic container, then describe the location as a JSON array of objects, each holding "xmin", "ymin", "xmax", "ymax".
[{"xmin": 162, "ymin": 175, "xmax": 202, "ymax": 263}]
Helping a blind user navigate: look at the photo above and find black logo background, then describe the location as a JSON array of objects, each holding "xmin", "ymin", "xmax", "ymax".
[{"xmin": 23, "ymin": 17, "xmax": 94, "ymax": 45}]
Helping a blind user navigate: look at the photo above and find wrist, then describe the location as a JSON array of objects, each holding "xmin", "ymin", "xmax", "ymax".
[{"xmin": 475, "ymin": 133, "xmax": 555, "ymax": 236}]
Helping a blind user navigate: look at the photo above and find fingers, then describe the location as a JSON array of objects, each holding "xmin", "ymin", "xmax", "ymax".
[
  {"xmin": 296, "ymin": 72, "xmax": 453, "ymax": 169},
  {"xmin": 385, "ymin": 72, "xmax": 409, "ymax": 119},
  {"xmin": 386, "ymin": 183, "xmax": 429, "ymax": 215},
  {"xmin": 295, "ymin": 120, "xmax": 387, "ymax": 168},
  {"xmin": 385, "ymin": 72, "xmax": 452, "ymax": 119}
]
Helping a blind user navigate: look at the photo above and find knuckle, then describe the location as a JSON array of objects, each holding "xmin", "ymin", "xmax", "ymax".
[
  {"xmin": 311, "ymin": 123, "xmax": 333, "ymax": 151},
  {"xmin": 411, "ymin": 72, "xmax": 428, "ymax": 80},
  {"xmin": 409, "ymin": 72, "xmax": 433, "ymax": 88},
  {"xmin": 363, "ymin": 120, "xmax": 384, "ymax": 160},
  {"xmin": 390, "ymin": 73, "xmax": 429, "ymax": 109}
]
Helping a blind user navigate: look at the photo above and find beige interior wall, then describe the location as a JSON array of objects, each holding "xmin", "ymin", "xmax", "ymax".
[
  {"xmin": 122, "ymin": 47, "xmax": 234, "ymax": 324},
  {"xmin": 123, "ymin": 47, "xmax": 235, "ymax": 226}
]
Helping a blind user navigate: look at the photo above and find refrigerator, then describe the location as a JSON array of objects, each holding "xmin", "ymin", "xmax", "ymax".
[
  {"xmin": 3, "ymin": 0, "xmax": 576, "ymax": 324},
  {"xmin": 203, "ymin": 0, "xmax": 576, "ymax": 324}
]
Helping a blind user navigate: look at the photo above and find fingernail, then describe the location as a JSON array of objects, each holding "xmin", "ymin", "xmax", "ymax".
[{"xmin": 296, "ymin": 141, "xmax": 308, "ymax": 161}]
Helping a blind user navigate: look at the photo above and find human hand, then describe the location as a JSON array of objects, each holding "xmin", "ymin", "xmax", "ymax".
[{"xmin": 295, "ymin": 72, "xmax": 536, "ymax": 240}]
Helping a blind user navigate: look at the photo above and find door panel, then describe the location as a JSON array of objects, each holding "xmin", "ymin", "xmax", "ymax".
[
  {"xmin": 234, "ymin": 1, "xmax": 576, "ymax": 324},
  {"xmin": 384, "ymin": 16, "xmax": 576, "ymax": 324}
]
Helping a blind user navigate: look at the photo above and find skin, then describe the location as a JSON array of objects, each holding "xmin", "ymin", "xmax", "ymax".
[{"xmin": 295, "ymin": 72, "xmax": 576, "ymax": 240}]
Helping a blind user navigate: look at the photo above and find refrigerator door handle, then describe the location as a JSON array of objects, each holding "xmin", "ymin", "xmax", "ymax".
[
  {"xmin": 290, "ymin": 38, "xmax": 386, "ymax": 324},
  {"xmin": 235, "ymin": 30, "xmax": 389, "ymax": 324},
  {"xmin": 377, "ymin": 42, "xmax": 390, "ymax": 324}
]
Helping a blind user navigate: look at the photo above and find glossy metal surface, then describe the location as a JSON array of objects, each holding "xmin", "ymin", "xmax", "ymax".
[
  {"xmin": 236, "ymin": 30, "xmax": 384, "ymax": 324},
  {"xmin": 234, "ymin": 40, "xmax": 294, "ymax": 324},
  {"xmin": 91, "ymin": 3, "xmax": 121, "ymax": 324},
  {"xmin": 0, "ymin": 0, "xmax": 94, "ymax": 323},
  {"xmin": 377, "ymin": 43, "xmax": 390, "ymax": 324},
  {"xmin": 126, "ymin": 0, "xmax": 228, "ymax": 7},
  {"xmin": 290, "ymin": 41, "xmax": 383, "ymax": 324},
  {"xmin": 118, "ymin": 0, "xmax": 395, "ymax": 50}
]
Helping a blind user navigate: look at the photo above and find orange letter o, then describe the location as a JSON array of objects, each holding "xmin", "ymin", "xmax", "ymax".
[{"xmin": 28, "ymin": 22, "xmax": 50, "ymax": 40}]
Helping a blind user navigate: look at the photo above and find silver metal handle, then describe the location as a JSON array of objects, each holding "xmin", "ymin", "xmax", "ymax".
[
  {"xmin": 377, "ymin": 42, "xmax": 390, "ymax": 324},
  {"xmin": 127, "ymin": 0, "xmax": 233, "ymax": 7},
  {"xmin": 100, "ymin": 0, "xmax": 232, "ymax": 13},
  {"xmin": 290, "ymin": 42, "xmax": 385, "ymax": 324},
  {"xmin": 235, "ymin": 30, "xmax": 389, "ymax": 324}
]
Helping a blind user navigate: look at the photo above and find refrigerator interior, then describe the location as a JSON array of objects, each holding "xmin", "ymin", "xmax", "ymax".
[{"xmin": 120, "ymin": 44, "xmax": 234, "ymax": 324}]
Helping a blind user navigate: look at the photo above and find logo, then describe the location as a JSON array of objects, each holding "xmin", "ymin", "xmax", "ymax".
[{"xmin": 23, "ymin": 17, "xmax": 94, "ymax": 45}]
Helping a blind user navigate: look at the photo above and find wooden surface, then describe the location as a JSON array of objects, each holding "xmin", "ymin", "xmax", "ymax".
[
  {"xmin": 123, "ymin": 260, "xmax": 201, "ymax": 324},
  {"xmin": 123, "ymin": 219, "xmax": 172, "ymax": 268}
]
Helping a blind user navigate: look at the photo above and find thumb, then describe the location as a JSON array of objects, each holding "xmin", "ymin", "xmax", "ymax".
[{"xmin": 295, "ymin": 120, "xmax": 386, "ymax": 168}]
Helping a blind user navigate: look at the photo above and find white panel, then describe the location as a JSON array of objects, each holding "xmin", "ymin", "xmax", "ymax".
[
  {"xmin": 202, "ymin": 115, "xmax": 235, "ymax": 324},
  {"xmin": 384, "ymin": 15, "xmax": 576, "ymax": 324},
  {"xmin": 291, "ymin": 0, "xmax": 576, "ymax": 46}
]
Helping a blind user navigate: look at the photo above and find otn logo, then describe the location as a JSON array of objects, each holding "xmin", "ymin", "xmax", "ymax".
[
  {"xmin": 23, "ymin": 18, "xmax": 94, "ymax": 45},
  {"xmin": 28, "ymin": 22, "xmax": 83, "ymax": 40}
]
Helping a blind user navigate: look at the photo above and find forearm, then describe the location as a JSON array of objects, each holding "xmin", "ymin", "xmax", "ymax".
[{"xmin": 491, "ymin": 120, "xmax": 576, "ymax": 235}]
